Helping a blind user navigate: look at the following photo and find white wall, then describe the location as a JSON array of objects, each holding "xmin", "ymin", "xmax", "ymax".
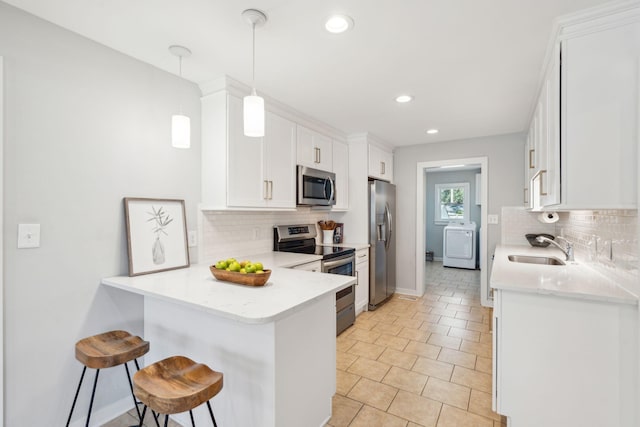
[
  {"xmin": 1, "ymin": 3, "xmax": 201, "ymax": 425},
  {"xmin": 394, "ymin": 133, "xmax": 524, "ymax": 294}
]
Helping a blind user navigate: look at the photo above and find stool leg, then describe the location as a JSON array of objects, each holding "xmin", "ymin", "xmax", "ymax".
[
  {"xmin": 164, "ymin": 414, "xmax": 169, "ymax": 427},
  {"xmin": 206, "ymin": 401, "xmax": 218, "ymax": 427},
  {"xmin": 85, "ymin": 369, "xmax": 100, "ymax": 427},
  {"xmin": 124, "ymin": 361, "xmax": 143, "ymax": 422},
  {"xmin": 189, "ymin": 410, "xmax": 195, "ymax": 427},
  {"xmin": 65, "ymin": 366, "xmax": 87, "ymax": 427},
  {"xmin": 138, "ymin": 405, "xmax": 147, "ymax": 427},
  {"xmin": 133, "ymin": 359, "xmax": 162, "ymax": 427}
]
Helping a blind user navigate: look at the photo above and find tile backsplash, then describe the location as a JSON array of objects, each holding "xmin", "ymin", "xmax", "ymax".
[
  {"xmin": 502, "ymin": 207, "xmax": 639, "ymax": 296},
  {"xmin": 198, "ymin": 209, "xmax": 330, "ymax": 263}
]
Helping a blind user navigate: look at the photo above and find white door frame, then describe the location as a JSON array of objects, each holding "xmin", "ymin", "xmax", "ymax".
[{"xmin": 415, "ymin": 157, "xmax": 491, "ymax": 306}]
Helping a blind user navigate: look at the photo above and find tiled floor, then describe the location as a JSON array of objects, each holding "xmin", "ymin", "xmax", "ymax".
[
  {"xmin": 103, "ymin": 408, "xmax": 183, "ymax": 426},
  {"xmin": 106, "ymin": 261, "xmax": 503, "ymax": 427},
  {"xmin": 328, "ymin": 261, "xmax": 506, "ymax": 427}
]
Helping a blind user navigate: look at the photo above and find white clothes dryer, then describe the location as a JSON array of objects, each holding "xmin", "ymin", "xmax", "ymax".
[{"xmin": 443, "ymin": 222, "xmax": 477, "ymax": 269}]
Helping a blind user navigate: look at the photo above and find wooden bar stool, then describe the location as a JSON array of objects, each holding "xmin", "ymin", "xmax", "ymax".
[
  {"xmin": 133, "ymin": 355, "xmax": 224, "ymax": 427},
  {"xmin": 66, "ymin": 330, "xmax": 150, "ymax": 427}
]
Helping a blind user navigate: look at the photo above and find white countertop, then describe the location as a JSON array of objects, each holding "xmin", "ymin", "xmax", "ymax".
[
  {"xmin": 102, "ymin": 252, "xmax": 355, "ymax": 324},
  {"xmin": 490, "ymin": 245, "xmax": 637, "ymax": 305}
]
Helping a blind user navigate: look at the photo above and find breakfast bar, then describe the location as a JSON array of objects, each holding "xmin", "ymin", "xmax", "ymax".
[{"xmin": 102, "ymin": 260, "xmax": 355, "ymax": 427}]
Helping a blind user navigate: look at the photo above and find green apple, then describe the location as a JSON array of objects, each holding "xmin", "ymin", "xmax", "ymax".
[
  {"xmin": 245, "ymin": 264, "xmax": 257, "ymax": 274},
  {"xmin": 253, "ymin": 262, "xmax": 264, "ymax": 271},
  {"xmin": 215, "ymin": 260, "xmax": 227, "ymax": 269},
  {"xmin": 229, "ymin": 261, "xmax": 241, "ymax": 272}
]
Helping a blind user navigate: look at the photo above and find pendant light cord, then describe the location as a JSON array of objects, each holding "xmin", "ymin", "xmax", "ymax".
[{"xmin": 252, "ymin": 22, "xmax": 256, "ymax": 90}]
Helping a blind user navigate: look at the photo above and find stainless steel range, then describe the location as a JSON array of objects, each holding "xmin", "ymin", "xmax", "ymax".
[{"xmin": 273, "ymin": 224, "xmax": 356, "ymax": 335}]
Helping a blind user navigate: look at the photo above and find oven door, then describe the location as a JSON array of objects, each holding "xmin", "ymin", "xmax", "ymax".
[
  {"xmin": 297, "ymin": 165, "xmax": 336, "ymax": 206},
  {"xmin": 321, "ymin": 254, "xmax": 355, "ymax": 276}
]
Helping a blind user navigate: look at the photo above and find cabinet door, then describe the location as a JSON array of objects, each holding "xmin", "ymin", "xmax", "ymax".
[
  {"xmin": 264, "ymin": 112, "xmax": 296, "ymax": 208},
  {"xmin": 541, "ymin": 45, "xmax": 561, "ymax": 206},
  {"xmin": 368, "ymin": 145, "xmax": 393, "ymax": 182},
  {"xmin": 296, "ymin": 125, "xmax": 333, "ymax": 171},
  {"xmin": 227, "ymin": 95, "xmax": 267, "ymax": 207},
  {"xmin": 561, "ymin": 22, "xmax": 639, "ymax": 208},
  {"xmin": 332, "ymin": 140, "xmax": 349, "ymax": 210},
  {"xmin": 355, "ymin": 249, "xmax": 369, "ymax": 314}
]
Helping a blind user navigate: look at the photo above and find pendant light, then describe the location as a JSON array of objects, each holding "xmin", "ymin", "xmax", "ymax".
[
  {"xmin": 242, "ymin": 9, "xmax": 267, "ymax": 138},
  {"xmin": 169, "ymin": 45, "xmax": 192, "ymax": 148}
]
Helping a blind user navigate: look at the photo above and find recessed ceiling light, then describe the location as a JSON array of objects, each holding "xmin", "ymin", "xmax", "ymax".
[
  {"xmin": 395, "ymin": 95, "xmax": 413, "ymax": 103},
  {"xmin": 325, "ymin": 14, "xmax": 354, "ymax": 34},
  {"xmin": 427, "ymin": 129, "xmax": 439, "ymax": 134}
]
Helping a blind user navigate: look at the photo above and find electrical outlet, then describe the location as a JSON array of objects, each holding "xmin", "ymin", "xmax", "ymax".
[
  {"xmin": 187, "ymin": 230, "xmax": 197, "ymax": 247},
  {"xmin": 487, "ymin": 214, "xmax": 499, "ymax": 225},
  {"xmin": 18, "ymin": 223, "xmax": 40, "ymax": 248}
]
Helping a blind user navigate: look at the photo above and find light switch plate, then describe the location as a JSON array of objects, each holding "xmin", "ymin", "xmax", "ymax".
[
  {"xmin": 18, "ymin": 223, "xmax": 41, "ymax": 248},
  {"xmin": 187, "ymin": 230, "xmax": 197, "ymax": 247},
  {"xmin": 487, "ymin": 214, "xmax": 499, "ymax": 225}
]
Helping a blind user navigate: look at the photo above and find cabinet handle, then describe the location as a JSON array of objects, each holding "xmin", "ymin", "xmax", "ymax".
[
  {"xmin": 314, "ymin": 147, "xmax": 320, "ymax": 163},
  {"xmin": 268, "ymin": 181, "xmax": 273, "ymax": 200},
  {"xmin": 357, "ymin": 254, "xmax": 367, "ymax": 258},
  {"xmin": 381, "ymin": 161, "xmax": 385, "ymax": 175},
  {"xmin": 355, "ymin": 270, "xmax": 359, "ymax": 286},
  {"xmin": 264, "ymin": 180, "xmax": 269, "ymax": 200},
  {"xmin": 524, "ymin": 188, "xmax": 528, "ymax": 204},
  {"xmin": 539, "ymin": 170, "xmax": 548, "ymax": 196},
  {"xmin": 529, "ymin": 149, "xmax": 535, "ymax": 169}
]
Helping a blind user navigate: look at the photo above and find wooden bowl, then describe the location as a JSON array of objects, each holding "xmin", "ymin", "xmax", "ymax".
[{"xmin": 209, "ymin": 266, "xmax": 271, "ymax": 287}]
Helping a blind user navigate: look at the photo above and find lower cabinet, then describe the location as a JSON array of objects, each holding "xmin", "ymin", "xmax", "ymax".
[
  {"xmin": 493, "ymin": 289, "xmax": 638, "ymax": 426},
  {"xmin": 355, "ymin": 248, "xmax": 369, "ymax": 315}
]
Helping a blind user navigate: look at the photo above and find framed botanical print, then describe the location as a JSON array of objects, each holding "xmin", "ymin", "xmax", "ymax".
[{"xmin": 123, "ymin": 197, "xmax": 190, "ymax": 276}]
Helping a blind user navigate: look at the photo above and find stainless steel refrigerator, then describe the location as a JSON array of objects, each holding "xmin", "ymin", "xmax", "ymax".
[{"xmin": 369, "ymin": 180, "xmax": 396, "ymax": 309}]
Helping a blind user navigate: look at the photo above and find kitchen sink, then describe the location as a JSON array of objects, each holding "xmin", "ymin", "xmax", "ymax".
[{"xmin": 507, "ymin": 255, "xmax": 566, "ymax": 266}]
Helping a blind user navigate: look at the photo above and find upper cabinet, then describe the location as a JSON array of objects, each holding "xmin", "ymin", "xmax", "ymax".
[
  {"xmin": 559, "ymin": 19, "xmax": 638, "ymax": 209},
  {"xmin": 368, "ymin": 144, "xmax": 393, "ymax": 182},
  {"xmin": 201, "ymin": 91, "xmax": 296, "ymax": 209},
  {"xmin": 526, "ymin": 7, "xmax": 638, "ymax": 210},
  {"xmin": 297, "ymin": 125, "xmax": 333, "ymax": 172}
]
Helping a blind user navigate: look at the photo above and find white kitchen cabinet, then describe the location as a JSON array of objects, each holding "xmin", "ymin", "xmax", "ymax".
[
  {"xmin": 368, "ymin": 144, "xmax": 393, "ymax": 182},
  {"xmin": 332, "ymin": 140, "xmax": 349, "ymax": 211},
  {"xmin": 202, "ymin": 91, "xmax": 296, "ymax": 209},
  {"xmin": 557, "ymin": 20, "xmax": 639, "ymax": 209},
  {"xmin": 296, "ymin": 125, "xmax": 333, "ymax": 172},
  {"xmin": 493, "ymin": 289, "xmax": 637, "ymax": 426},
  {"xmin": 354, "ymin": 248, "xmax": 369, "ymax": 315},
  {"xmin": 291, "ymin": 260, "xmax": 322, "ymax": 272}
]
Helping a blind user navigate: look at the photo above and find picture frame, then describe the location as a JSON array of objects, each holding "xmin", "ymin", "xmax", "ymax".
[
  {"xmin": 333, "ymin": 223, "xmax": 344, "ymax": 244},
  {"xmin": 123, "ymin": 197, "xmax": 190, "ymax": 276}
]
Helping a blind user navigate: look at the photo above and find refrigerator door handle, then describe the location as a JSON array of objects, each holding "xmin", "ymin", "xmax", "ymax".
[
  {"xmin": 377, "ymin": 223, "xmax": 384, "ymax": 241},
  {"xmin": 384, "ymin": 203, "xmax": 392, "ymax": 250}
]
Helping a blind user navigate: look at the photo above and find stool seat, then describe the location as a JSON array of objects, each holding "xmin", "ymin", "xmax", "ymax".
[
  {"xmin": 75, "ymin": 330, "xmax": 149, "ymax": 369},
  {"xmin": 134, "ymin": 356, "xmax": 223, "ymax": 415}
]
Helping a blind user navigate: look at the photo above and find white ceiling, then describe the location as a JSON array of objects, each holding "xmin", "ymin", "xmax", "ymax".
[{"xmin": 6, "ymin": 0, "xmax": 611, "ymax": 147}]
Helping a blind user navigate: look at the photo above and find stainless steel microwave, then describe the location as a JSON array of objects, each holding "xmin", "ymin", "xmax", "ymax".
[{"xmin": 297, "ymin": 165, "xmax": 336, "ymax": 206}]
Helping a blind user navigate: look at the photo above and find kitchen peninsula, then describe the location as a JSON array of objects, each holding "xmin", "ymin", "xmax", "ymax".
[{"xmin": 102, "ymin": 254, "xmax": 355, "ymax": 427}]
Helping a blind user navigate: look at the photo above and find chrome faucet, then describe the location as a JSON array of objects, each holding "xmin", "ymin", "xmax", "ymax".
[{"xmin": 536, "ymin": 236, "xmax": 574, "ymax": 261}]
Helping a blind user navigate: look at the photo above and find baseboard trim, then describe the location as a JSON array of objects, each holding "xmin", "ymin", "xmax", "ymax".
[{"xmin": 395, "ymin": 288, "xmax": 422, "ymax": 297}]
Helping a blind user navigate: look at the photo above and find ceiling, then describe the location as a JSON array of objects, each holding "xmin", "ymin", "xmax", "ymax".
[{"xmin": 6, "ymin": 0, "xmax": 611, "ymax": 147}]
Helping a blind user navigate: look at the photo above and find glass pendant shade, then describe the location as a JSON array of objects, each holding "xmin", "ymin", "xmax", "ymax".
[
  {"xmin": 171, "ymin": 114, "xmax": 191, "ymax": 148},
  {"xmin": 243, "ymin": 91, "xmax": 265, "ymax": 137}
]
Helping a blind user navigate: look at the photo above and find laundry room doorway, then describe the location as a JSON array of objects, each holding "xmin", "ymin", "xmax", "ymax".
[{"xmin": 416, "ymin": 157, "xmax": 490, "ymax": 307}]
